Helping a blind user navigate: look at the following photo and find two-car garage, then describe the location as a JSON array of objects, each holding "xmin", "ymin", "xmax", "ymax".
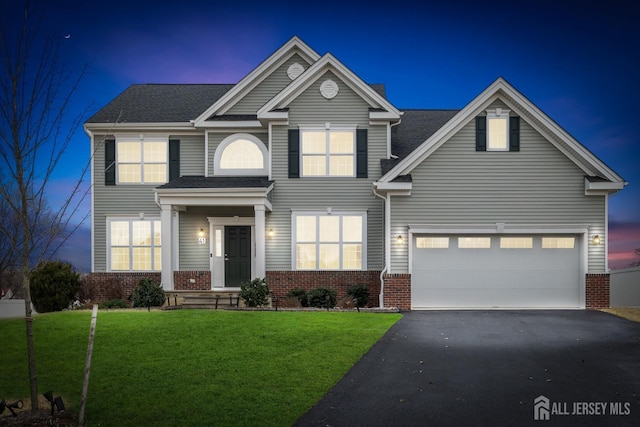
[{"xmin": 411, "ymin": 234, "xmax": 583, "ymax": 309}]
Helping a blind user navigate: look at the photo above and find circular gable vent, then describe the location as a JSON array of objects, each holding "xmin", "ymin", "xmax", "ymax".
[
  {"xmin": 287, "ymin": 63, "xmax": 305, "ymax": 80},
  {"xmin": 320, "ymin": 79, "xmax": 339, "ymax": 99}
]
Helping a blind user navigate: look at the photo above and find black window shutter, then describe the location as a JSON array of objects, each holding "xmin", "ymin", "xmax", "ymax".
[
  {"xmin": 169, "ymin": 139, "xmax": 180, "ymax": 181},
  {"xmin": 288, "ymin": 129, "xmax": 300, "ymax": 178},
  {"xmin": 105, "ymin": 139, "xmax": 116, "ymax": 185},
  {"xmin": 356, "ymin": 129, "xmax": 368, "ymax": 178},
  {"xmin": 475, "ymin": 116, "xmax": 487, "ymax": 151},
  {"xmin": 509, "ymin": 117, "xmax": 520, "ymax": 152}
]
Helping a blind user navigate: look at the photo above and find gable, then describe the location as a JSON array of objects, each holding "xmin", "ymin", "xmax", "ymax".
[
  {"xmin": 194, "ymin": 37, "xmax": 321, "ymax": 125},
  {"xmin": 379, "ymin": 78, "xmax": 625, "ymax": 189},
  {"xmin": 288, "ymin": 70, "xmax": 372, "ymax": 123},
  {"xmin": 257, "ymin": 53, "xmax": 401, "ymax": 122},
  {"xmin": 225, "ymin": 53, "xmax": 314, "ymax": 116}
]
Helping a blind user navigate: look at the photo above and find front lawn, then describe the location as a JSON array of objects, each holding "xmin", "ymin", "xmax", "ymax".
[{"xmin": 0, "ymin": 310, "xmax": 400, "ymax": 426}]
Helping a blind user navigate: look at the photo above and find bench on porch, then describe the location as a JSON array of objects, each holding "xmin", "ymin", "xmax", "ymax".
[{"xmin": 164, "ymin": 291, "xmax": 241, "ymax": 310}]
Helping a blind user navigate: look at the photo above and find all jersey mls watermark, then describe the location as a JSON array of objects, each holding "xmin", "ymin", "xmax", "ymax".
[{"xmin": 534, "ymin": 395, "xmax": 631, "ymax": 421}]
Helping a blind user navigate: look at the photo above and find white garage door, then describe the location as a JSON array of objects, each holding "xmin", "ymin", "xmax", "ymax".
[{"xmin": 411, "ymin": 235, "xmax": 581, "ymax": 309}]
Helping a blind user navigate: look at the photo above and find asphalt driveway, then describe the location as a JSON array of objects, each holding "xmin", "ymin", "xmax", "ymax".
[{"xmin": 294, "ymin": 310, "xmax": 640, "ymax": 426}]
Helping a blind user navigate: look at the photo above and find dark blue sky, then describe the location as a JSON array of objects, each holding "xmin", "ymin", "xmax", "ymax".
[{"xmin": 4, "ymin": 0, "xmax": 639, "ymax": 270}]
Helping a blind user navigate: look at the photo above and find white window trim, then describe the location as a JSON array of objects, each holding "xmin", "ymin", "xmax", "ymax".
[
  {"xmin": 115, "ymin": 134, "xmax": 169, "ymax": 184},
  {"xmin": 106, "ymin": 216, "xmax": 162, "ymax": 272},
  {"xmin": 486, "ymin": 108, "xmax": 510, "ymax": 151},
  {"xmin": 291, "ymin": 210, "xmax": 367, "ymax": 270},
  {"xmin": 299, "ymin": 124, "xmax": 356, "ymax": 177},
  {"xmin": 213, "ymin": 133, "xmax": 268, "ymax": 176}
]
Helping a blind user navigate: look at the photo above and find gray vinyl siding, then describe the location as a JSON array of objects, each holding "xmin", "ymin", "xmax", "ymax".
[
  {"xmin": 227, "ymin": 53, "xmax": 311, "ymax": 115},
  {"xmin": 267, "ymin": 72, "xmax": 385, "ymax": 270},
  {"xmin": 389, "ymin": 118, "xmax": 606, "ymax": 273},
  {"xmin": 92, "ymin": 135, "xmax": 161, "ymax": 271},
  {"xmin": 178, "ymin": 209, "xmax": 210, "ymax": 270},
  {"xmin": 207, "ymin": 132, "xmax": 268, "ymax": 176},
  {"xmin": 178, "ymin": 134, "xmax": 206, "ymax": 176},
  {"xmin": 179, "ymin": 206, "xmax": 255, "ymax": 270}
]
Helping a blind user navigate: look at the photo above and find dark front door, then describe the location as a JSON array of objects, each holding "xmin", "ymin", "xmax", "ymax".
[{"xmin": 225, "ymin": 226, "xmax": 251, "ymax": 287}]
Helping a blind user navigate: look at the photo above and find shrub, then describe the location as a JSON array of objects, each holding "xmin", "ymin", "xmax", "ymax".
[
  {"xmin": 99, "ymin": 299, "xmax": 129, "ymax": 309},
  {"xmin": 308, "ymin": 287, "xmax": 337, "ymax": 309},
  {"xmin": 239, "ymin": 278, "xmax": 270, "ymax": 307},
  {"xmin": 132, "ymin": 277, "xmax": 165, "ymax": 308},
  {"xmin": 347, "ymin": 284, "xmax": 370, "ymax": 308},
  {"xmin": 285, "ymin": 288, "xmax": 309, "ymax": 307},
  {"xmin": 30, "ymin": 261, "xmax": 81, "ymax": 313}
]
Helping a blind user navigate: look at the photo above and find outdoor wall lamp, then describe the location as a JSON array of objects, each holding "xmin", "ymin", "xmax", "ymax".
[
  {"xmin": 592, "ymin": 235, "xmax": 600, "ymax": 245},
  {"xmin": 199, "ymin": 228, "xmax": 205, "ymax": 237},
  {"xmin": 396, "ymin": 234, "xmax": 403, "ymax": 244},
  {"xmin": 268, "ymin": 228, "xmax": 274, "ymax": 238}
]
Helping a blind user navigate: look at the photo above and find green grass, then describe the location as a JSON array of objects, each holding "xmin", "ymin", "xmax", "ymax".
[{"xmin": 0, "ymin": 310, "xmax": 400, "ymax": 426}]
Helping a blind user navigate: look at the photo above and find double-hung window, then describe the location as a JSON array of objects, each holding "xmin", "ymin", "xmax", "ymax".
[
  {"xmin": 293, "ymin": 212, "xmax": 365, "ymax": 270},
  {"xmin": 117, "ymin": 136, "xmax": 168, "ymax": 183},
  {"xmin": 109, "ymin": 218, "xmax": 162, "ymax": 271},
  {"xmin": 300, "ymin": 127, "xmax": 355, "ymax": 177}
]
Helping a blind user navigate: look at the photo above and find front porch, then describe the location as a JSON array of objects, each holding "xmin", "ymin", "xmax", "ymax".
[{"xmin": 155, "ymin": 176, "xmax": 274, "ymax": 290}]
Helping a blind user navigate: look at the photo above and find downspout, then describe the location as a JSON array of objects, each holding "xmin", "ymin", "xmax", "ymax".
[
  {"xmin": 373, "ymin": 186, "xmax": 389, "ymax": 308},
  {"xmin": 373, "ymin": 118, "xmax": 402, "ymax": 307},
  {"xmin": 84, "ymin": 126, "xmax": 95, "ymax": 273}
]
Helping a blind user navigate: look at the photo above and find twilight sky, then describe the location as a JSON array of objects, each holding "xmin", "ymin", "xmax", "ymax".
[{"xmin": 3, "ymin": 0, "xmax": 639, "ymax": 271}]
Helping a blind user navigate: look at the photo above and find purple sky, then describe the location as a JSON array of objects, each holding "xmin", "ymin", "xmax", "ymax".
[{"xmin": 3, "ymin": 0, "xmax": 639, "ymax": 271}]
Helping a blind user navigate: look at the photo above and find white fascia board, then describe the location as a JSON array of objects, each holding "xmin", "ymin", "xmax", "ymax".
[
  {"xmin": 193, "ymin": 37, "xmax": 320, "ymax": 125},
  {"xmin": 370, "ymin": 111, "xmax": 401, "ymax": 121},
  {"xmin": 84, "ymin": 122, "xmax": 194, "ymax": 132},
  {"xmin": 197, "ymin": 120, "xmax": 263, "ymax": 129},
  {"xmin": 258, "ymin": 111, "xmax": 289, "ymax": 121},
  {"xmin": 373, "ymin": 181, "xmax": 412, "ymax": 193},
  {"xmin": 585, "ymin": 178, "xmax": 626, "ymax": 195},
  {"xmin": 156, "ymin": 187, "xmax": 273, "ymax": 210},
  {"xmin": 257, "ymin": 53, "xmax": 401, "ymax": 119}
]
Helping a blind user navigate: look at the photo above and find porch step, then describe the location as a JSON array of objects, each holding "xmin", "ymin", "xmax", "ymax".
[{"xmin": 165, "ymin": 291, "xmax": 242, "ymax": 310}]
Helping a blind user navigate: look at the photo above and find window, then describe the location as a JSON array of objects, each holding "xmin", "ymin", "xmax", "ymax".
[
  {"xmin": 476, "ymin": 109, "xmax": 520, "ymax": 152},
  {"xmin": 301, "ymin": 127, "xmax": 355, "ymax": 177},
  {"xmin": 416, "ymin": 237, "xmax": 449, "ymax": 249},
  {"xmin": 487, "ymin": 109, "xmax": 509, "ymax": 151},
  {"xmin": 109, "ymin": 219, "xmax": 161, "ymax": 271},
  {"xmin": 293, "ymin": 213, "xmax": 365, "ymax": 270},
  {"xmin": 542, "ymin": 237, "xmax": 575, "ymax": 249},
  {"xmin": 117, "ymin": 137, "xmax": 167, "ymax": 183},
  {"xmin": 500, "ymin": 237, "xmax": 533, "ymax": 249},
  {"xmin": 214, "ymin": 134, "xmax": 268, "ymax": 175},
  {"xmin": 458, "ymin": 237, "xmax": 491, "ymax": 248}
]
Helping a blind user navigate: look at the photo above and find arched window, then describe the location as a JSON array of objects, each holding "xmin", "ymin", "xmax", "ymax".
[{"xmin": 214, "ymin": 134, "xmax": 268, "ymax": 176}]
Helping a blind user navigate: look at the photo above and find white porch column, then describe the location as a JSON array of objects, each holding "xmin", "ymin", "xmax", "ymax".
[
  {"xmin": 160, "ymin": 203, "xmax": 174, "ymax": 290},
  {"xmin": 254, "ymin": 204, "xmax": 266, "ymax": 278}
]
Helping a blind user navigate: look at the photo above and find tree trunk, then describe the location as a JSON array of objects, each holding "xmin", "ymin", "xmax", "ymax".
[{"xmin": 23, "ymin": 269, "xmax": 38, "ymax": 413}]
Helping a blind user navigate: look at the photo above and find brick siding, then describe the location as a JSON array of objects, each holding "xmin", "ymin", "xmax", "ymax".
[
  {"xmin": 382, "ymin": 273, "xmax": 411, "ymax": 310},
  {"xmin": 173, "ymin": 271, "xmax": 211, "ymax": 290},
  {"xmin": 81, "ymin": 272, "xmax": 161, "ymax": 304},
  {"xmin": 585, "ymin": 273, "xmax": 610, "ymax": 309},
  {"xmin": 266, "ymin": 270, "xmax": 381, "ymax": 307}
]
